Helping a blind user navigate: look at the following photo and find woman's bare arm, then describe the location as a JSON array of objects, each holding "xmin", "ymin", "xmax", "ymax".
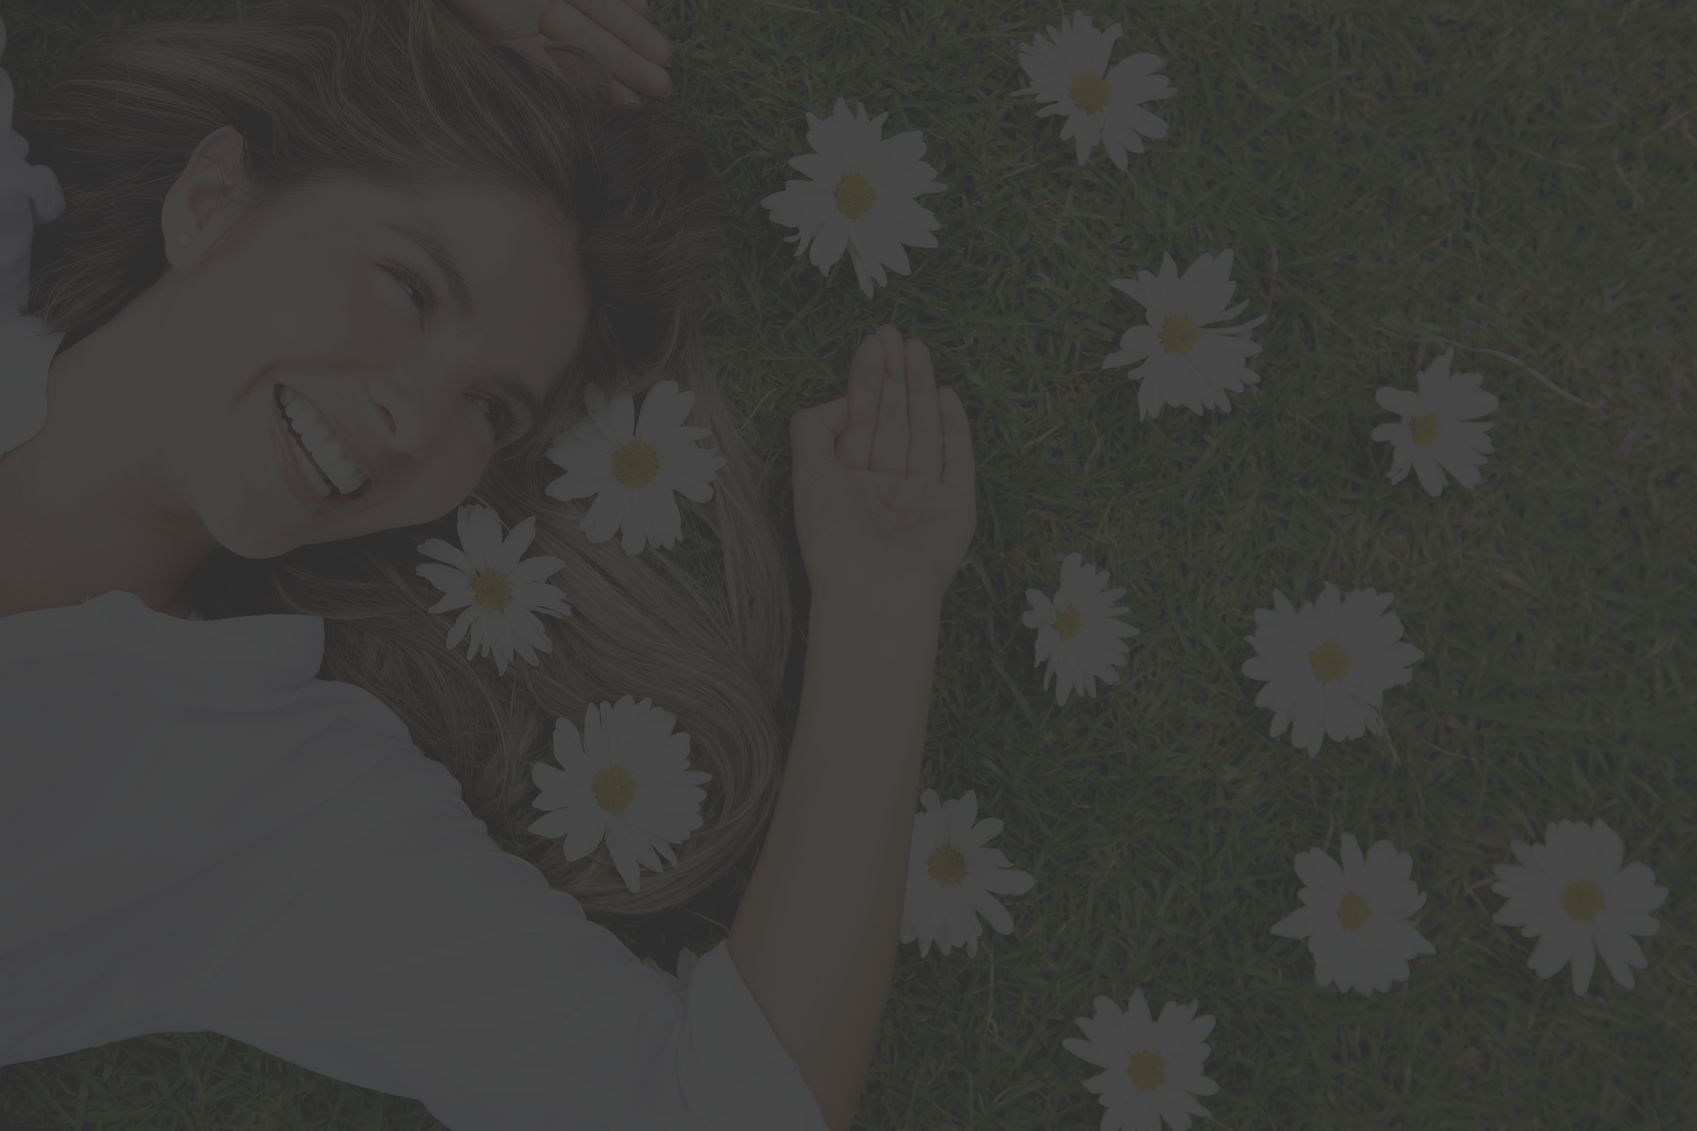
[
  {"xmin": 729, "ymin": 584, "xmax": 942, "ymax": 1130},
  {"xmin": 730, "ymin": 325, "xmax": 978, "ymax": 1131}
]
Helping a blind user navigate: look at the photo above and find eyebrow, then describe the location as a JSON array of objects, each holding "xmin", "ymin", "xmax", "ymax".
[{"xmin": 385, "ymin": 222, "xmax": 549, "ymax": 435}]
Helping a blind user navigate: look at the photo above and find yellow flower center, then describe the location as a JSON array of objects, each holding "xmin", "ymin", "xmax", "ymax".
[
  {"xmin": 1562, "ymin": 879, "xmax": 1606, "ymax": 922},
  {"xmin": 835, "ymin": 172, "xmax": 876, "ymax": 220},
  {"xmin": 1055, "ymin": 606, "xmax": 1084, "ymax": 641},
  {"xmin": 471, "ymin": 569, "xmax": 514, "ymax": 611},
  {"xmin": 927, "ymin": 845, "xmax": 967, "ymax": 885},
  {"xmin": 1070, "ymin": 72, "xmax": 1111, "ymax": 114},
  {"xmin": 1337, "ymin": 890, "xmax": 1372, "ymax": 931},
  {"xmin": 592, "ymin": 765, "xmax": 637, "ymax": 815},
  {"xmin": 1124, "ymin": 1049, "xmax": 1165, "ymax": 1092},
  {"xmin": 1410, "ymin": 413, "xmax": 1440, "ymax": 445},
  {"xmin": 612, "ymin": 439, "xmax": 659, "ymax": 488},
  {"xmin": 1159, "ymin": 314, "xmax": 1198, "ymax": 356},
  {"xmin": 1308, "ymin": 640, "xmax": 1351, "ymax": 684}
]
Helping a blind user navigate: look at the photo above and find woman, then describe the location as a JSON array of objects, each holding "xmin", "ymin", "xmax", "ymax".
[{"xmin": 0, "ymin": 1, "xmax": 977, "ymax": 1128}]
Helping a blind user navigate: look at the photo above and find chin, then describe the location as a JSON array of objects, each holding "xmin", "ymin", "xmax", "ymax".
[
  {"xmin": 209, "ymin": 520, "xmax": 307, "ymax": 562},
  {"xmin": 192, "ymin": 479, "xmax": 309, "ymax": 562}
]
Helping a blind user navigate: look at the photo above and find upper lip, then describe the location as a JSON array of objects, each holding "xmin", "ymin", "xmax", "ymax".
[{"xmin": 279, "ymin": 385, "xmax": 377, "ymax": 486}]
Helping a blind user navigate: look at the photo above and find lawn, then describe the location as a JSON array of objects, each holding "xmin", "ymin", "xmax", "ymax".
[{"xmin": 3, "ymin": 0, "xmax": 1694, "ymax": 1128}]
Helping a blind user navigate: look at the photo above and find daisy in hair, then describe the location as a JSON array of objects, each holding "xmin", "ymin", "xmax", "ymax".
[
  {"xmin": 528, "ymin": 694, "xmax": 711, "ymax": 894},
  {"xmin": 542, "ymin": 379, "xmax": 726, "ymax": 556},
  {"xmin": 416, "ymin": 502, "xmax": 574, "ymax": 676}
]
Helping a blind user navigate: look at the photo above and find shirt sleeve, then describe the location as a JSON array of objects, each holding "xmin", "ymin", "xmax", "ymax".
[
  {"xmin": 0, "ymin": 12, "xmax": 66, "ymax": 318},
  {"xmin": 180, "ymin": 748, "xmax": 830, "ymax": 1131}
]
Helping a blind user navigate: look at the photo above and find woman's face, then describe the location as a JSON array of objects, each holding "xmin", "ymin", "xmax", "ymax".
[{"xmin": 154, "ymin": 125, "xmax": 589, "ymax": 560}]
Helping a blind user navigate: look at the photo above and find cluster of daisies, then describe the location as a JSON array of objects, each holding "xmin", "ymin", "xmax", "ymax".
[{"xmin": 404, "ymin": 11, "xmax": 1665, "ymax": 1130}]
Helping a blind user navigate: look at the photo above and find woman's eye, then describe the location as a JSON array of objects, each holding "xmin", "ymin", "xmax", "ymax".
[
  {"xmin": 471, "ymin": 395, "xmax": 518, "ymax": 443},
  {"xmin": 381, "ymin": 261, "xmax": 433, "ymax": 325}
]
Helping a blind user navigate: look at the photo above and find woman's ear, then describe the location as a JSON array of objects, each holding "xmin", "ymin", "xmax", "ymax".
[{"xmin": 163, "ymin": 125, "xmax": 248, "ymax": 263}]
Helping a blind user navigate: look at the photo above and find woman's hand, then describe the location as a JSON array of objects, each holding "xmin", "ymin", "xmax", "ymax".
[
  {"xmin": 789, "ymin": 326, "xmax": 978, "ymax": 610},
  {"xmin": 439, "ymin": 0, "xmax": 674, "ymax": 105}
]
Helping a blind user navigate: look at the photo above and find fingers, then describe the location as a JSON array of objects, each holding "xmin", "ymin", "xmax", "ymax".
[
  {"xmin": 869, "ymin": 325, "xmax": 909, "ymax": 474},
  {"xmin": 836, "ymin": 328, "xmax": 952, "ymax": 482},
  {"xmin": 547, "ymin": 0, "xmax": 674, "ymax": 97},
  {"xmin": 939, "ymin": 385, "xmax": 975, "ymax": 489},
  {"xmin": 790, "ymin": 397, "xmax": 850, "ymax": 482},
  {"xmin": 565, "ymin": 0, "xmax": 672, "ymax": 64},
  {"xmin": 836, "ymin": 332, "xmax": 885, "ymax": 470},
  {"xmin": 906, "ymin": 339, "xmax": 941, "ymax": 482}
]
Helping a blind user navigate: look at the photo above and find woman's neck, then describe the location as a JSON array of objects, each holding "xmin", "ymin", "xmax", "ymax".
[{"xmin": 0, "ymin": 296, "xmax": 215, "ymax": 620}]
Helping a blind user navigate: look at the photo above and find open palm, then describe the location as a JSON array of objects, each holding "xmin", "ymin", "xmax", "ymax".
[{"xmin": 789, "ymin": 327, "xmax": 978, "ymax": 607}]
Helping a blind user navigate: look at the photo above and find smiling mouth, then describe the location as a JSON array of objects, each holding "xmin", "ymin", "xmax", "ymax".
[{"xmin": 274, "ymin": 385, "xmax": 372, "ymax": 503}]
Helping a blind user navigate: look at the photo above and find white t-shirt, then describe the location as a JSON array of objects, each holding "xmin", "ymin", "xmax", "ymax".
[{"xmin": 0, "ymin": 16, "xmax": 827, "ymax": 1130}]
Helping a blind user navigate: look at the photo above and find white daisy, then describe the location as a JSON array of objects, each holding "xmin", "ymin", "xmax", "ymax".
[
  {"xmin": 1063, "ymin": 989, "xmax": 1218, "ymax": 1131},
  {"xmin": 1104, "ymin": 250, "xmax": 1267, "ymax": 420},
  {"xmin": 1270, "ymin": 834, "xmax": 1436, "ymax": 994},
  {"xmin": 1371, "ymin": 348, "xmax": 1499, "ymax": 496},
  {"xmin": 416, "ymin": 503, "xmax": 574, "ymax": 676},
  {"xmin": 542, "ymin": 379, "xmax": 725, "ymax": 556},
  {"xmin": 759, "ymin": 97, "xmax": 945, "ymax": 298},
  {"xmin": 901, "ymin": 789, "xmax": 1035, "ymax": 959},
  {"xmin": 1490, "ymin": 818, "xmax": 1668, "ymax": 995},
  {"xmin": 1022, "ymin": 552, "xmax": 1141, "ymax": 707},
  {"xmin": 527, "ymin": 694, "xmax": 711, "ymax": 894},
  {"xmin": 1240, "ymin": 583, "xmax": 1423, "ymax": 756},
  {"xmin": 1015, "ymin": 10, "xmax": 1177, "ymax": 170}
]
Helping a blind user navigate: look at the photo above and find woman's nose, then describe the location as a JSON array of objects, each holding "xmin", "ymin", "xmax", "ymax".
[{"xmin": 368, "ymin": 374, "xmax": 445, "ymax": 456}]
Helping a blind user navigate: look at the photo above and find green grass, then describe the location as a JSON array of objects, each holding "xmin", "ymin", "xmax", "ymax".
[{"xmin": 5, "ymin": 0, "xmax": 1695, "ymax": 1128}]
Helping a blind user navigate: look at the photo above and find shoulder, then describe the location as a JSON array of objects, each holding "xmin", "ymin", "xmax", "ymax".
[
  {"xmin": 264, "ymin": 679, "xmax": 478, "ymax": 826},
  {"xmin": 289, "ymin": 671, "xmax": 428, "ymax": 749}
]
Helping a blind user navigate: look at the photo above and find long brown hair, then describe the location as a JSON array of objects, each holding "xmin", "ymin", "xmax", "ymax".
[{"xmin": 20, "ymin": 0, "xmax": 798, "ymax": 941}]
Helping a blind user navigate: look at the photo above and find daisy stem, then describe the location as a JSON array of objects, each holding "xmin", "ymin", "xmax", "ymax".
[{"xmin": 728, "ymin": 584, "xmax": 944, "ymax": 1131}]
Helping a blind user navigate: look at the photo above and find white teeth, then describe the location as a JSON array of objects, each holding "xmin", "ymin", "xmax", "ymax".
[
  {"xmin": 278, "ymin": 386, "xmax": 370, "ymax": 496},
  {"xmin": 284, "ymin": 422, "xmax": 334, "ymax": 498}
]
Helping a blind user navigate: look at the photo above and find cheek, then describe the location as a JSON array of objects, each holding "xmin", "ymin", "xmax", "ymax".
[
  {"xmin": 152, "ymin": 289, "xmax": 262, "ymax": 465},
  {"xmin": 441, "ymin": 450, "xmax": 497, "ymax": 508},
  {"xmin": 370, "ymin": 450, "xmax": 492, "ymax": 534},
  {"xmin": 162, "ymin": 256, "xmax": 349, "ymax": 384}
]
